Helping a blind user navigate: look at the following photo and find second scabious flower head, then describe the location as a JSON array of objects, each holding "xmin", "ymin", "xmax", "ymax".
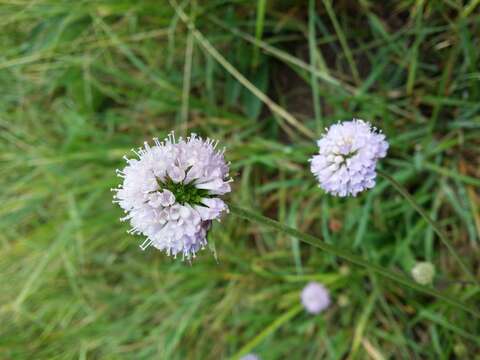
[
  {"xmin": 310, "ymin": 119, "xmax": 388, "ymax": 197},
  {"xmin": 114, "ymin": 132, "xmax": 232, "ymax": 260}
]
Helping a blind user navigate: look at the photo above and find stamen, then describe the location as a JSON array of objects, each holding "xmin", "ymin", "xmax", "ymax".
[{"xmin": 139, "ymin": 238, "xmax": 153, "ymax": 251}]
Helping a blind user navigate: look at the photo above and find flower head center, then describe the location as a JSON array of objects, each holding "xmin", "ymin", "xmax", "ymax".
[
  {"xmin": 332, "ymin": 149, "xmax": 358, "ymax": 168},
  {"xmin": 158, "ymin": 177, "xmax": 210, "ymax": 205},
  {"xmin": 339, "ymin": 149, "xmax": 357, "ymax": 160}
]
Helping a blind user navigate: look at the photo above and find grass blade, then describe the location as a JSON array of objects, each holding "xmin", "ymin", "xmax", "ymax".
[
  {"xmin": 308, "ymin": 0, "xmax": 323, "ymax": 130},
  {"xmin": 253, "ymin": 0, "xmax": 267, "ymax": 68},
  {"xmin": 169, "ymin": 0, "xmax": 315, "ymax": 139},
  {"xmin": 322, "ymin": 0, "xmax": 360, "ymax": 84},
  {"xmin": 180, "ymin": 26, "xmax": 194, "ymax": 135},
  {"xmin": 231, "ymin": 305, "xmax": 302, "ymax": 359}
]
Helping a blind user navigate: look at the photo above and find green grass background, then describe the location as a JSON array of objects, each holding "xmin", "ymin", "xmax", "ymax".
[{"xmin": 1, "ymin": 0, "xmax": 480, "ymax": 358}]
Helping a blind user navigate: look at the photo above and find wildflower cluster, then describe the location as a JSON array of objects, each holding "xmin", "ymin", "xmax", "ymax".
[{"xmin": 114, "ymin": 120, "xmax": 387, "ymax": 261}]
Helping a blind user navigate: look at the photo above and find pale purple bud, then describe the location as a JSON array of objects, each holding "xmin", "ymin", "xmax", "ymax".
[{"xmin": 301, "ymin": 282, "xmax": 331, "ymax": 314}]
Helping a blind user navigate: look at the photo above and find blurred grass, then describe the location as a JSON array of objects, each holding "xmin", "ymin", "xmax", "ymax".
[{"xmin": 1, "ymin": 0, "xmax": 480, "ymax": 359}]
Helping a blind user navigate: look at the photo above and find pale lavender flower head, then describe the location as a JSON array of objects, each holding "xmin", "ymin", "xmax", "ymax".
[
  {"xmin": 240, "ymin": 354, "xmax": 260, "ymax": 360},
  {"xmin": 310, "ymin": 119, "xmax": 388, "ymax": 197},
  {"xmin": 301, "ymin": 281, "xmax": 331, "ymax": 314},
  {"xmin": 113, "ymin": 132, "xmax": 232, "ymax": 260}
]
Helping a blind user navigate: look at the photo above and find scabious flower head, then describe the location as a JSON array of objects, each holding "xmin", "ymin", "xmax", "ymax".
[
  {"xmin": 301, "ymin": 281, "xmax": 331, "ymax": 314},
  {"xmin": 113, "ymin": 132, "xmax": 232, "ymax": 260},
  {"xmin": 411, "ymin": 262, "xmax": 435, "ymax": 285},
  {"xmin": 310, "ymin": 119, "xmax": 388, "ymax": 197}
]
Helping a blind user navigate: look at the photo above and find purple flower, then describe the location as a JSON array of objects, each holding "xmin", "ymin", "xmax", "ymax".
[
  {"xmin": 301, "ymin": 282, "xmax": 331, "ymax": 314},
  {"xmin": 113, "ymin": 132, "xmax": 232, "ymax": 260},
  {"xmin": 310, "ymin": 119, "xmax": 388, "ymax": 197}
]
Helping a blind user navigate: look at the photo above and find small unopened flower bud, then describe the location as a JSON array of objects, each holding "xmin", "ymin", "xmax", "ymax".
[
  {"xmin": 453, "ymin": 343, "xmax": 467, "ymax": 357},
  {"xmin": 168, "ymin": 166, "xmax": 185, "ymax": 183},
  {"xmin": 338, "ymin": 294, "xmax": 349, "ymax": 307},
  {"xmin": 411, "ymin": 262, "xmax": 435, "ymax": 285},
  {"xmin": 339, "ymin": 265, "xmax": 350, "ymax": 275}
]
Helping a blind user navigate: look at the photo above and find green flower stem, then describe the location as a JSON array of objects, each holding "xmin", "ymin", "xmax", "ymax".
[
  {"xmin": 228, "ymin": 204, "xmax": 480, "ymax": 319},
  {"xmin": 378, "ymin": 170, "xmax": 479, "ymax": 288}
]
